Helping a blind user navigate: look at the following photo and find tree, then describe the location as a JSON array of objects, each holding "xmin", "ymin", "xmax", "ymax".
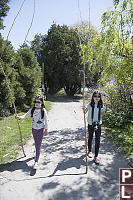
[
  {"xmin": 62, "ymin": 27, "xmax": 82, "ymax": 96},
  {"xmin": 100, "ymin": 0, "xmax": 133, "ymax": 127},
  {"xmin": 0, "ymin": 36, "xmax": 26, "ymax": 116},
  {"xmin": 30, "ymin": 34, "xmax": 45, "ymax": 65},
  {"xmin": 72, "ymin": 21, "xmax": 104, "ymax": 88},
  {"xmin": 0, "ymin": 0, "xmax": 10, "ymax": 30},
  {"xmin": 40, "ymin": 23, "xmax": 82, "ymax": 96},
  {"xmin": 101, "ymin": 0, "xmax": 132, "ymax": 62},
  {"xmin": 18, "ymin": 47, "xmax": 41, "ymax": 107}
]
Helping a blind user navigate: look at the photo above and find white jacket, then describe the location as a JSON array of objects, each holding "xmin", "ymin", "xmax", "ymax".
[{"xmin": 19, "ymin": 108, "xmax": 48, "ymax": 130}]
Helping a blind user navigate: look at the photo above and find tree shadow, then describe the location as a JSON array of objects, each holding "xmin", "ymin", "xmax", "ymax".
[
  {"xmin": 47, "ymin": 94, "xmax": 82, "ymax": 103},
  {"xmin": 40, "ymin": 181, "xmax": 60, "ymax": 193},
  {"xmin": 39, "ymin": 127, "xmax": 130, "ymax": 200},
  {"xmin": 42, "ymin": 128, "xmax": 85, "ymax": 155},
  {"xmin": 49, "ymin": 155, "xmax": 86, "ymax": 177},
  {"xmin": 46, "ymin": 177, "xmax": 119, "ymax": 200},
  {"xmin": 0, "ymin": 157, "xmax": 34, "ymax": 174},
  {"xmin": 0, "ymin": 125, "xmax": 130, "ymax": 200}
]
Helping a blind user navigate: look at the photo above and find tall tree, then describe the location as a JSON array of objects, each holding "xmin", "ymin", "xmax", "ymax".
[
  {"xmin": 100, "ymin": 0, "xmax": 133, "ymax": 127},
  {"xmin": 18, "ymin": 47, "xmax": 41, "ymax": 107},
  {"xmin": 72, "ymin": 21, "xmax": 103, "ymax": 87},
  {"xmin": 40, "ymin": 24, "xmax": 82, "ymax": 96},
  {"xmin": 63, "ymin": 27, "xmax": 82, "ymax": 96},
  {"xmin": 0, "ymin": 36, "xmax": 26, "ymax": 116},
  {"xmin": 0, "ymin": 0, "xmax": 10, "ymax": 30},
  {"xmin": 30, "ymin": 34, "xmax": 45, "ymax": 65}
]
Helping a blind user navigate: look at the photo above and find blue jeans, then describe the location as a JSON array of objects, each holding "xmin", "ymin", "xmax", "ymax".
[
  {"xmin": 32, "ymin": 128, "xmax": 44, "ymax": 162},
  {"xmin": 88, "ymin": 124, "xmax": 101, "ymax": 157}
]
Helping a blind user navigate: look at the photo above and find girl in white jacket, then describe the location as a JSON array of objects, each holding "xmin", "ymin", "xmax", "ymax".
[{"xmin": 16, "ymin": 96, "xmax": 48, "ymax": 169}]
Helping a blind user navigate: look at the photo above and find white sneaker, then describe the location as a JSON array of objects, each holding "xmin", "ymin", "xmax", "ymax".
[
  {"xmin": 33, "ymin": 162, "xmax": 39, "ymax": 169},
  {"xmin": 88, "ymin": 152, "xmax": 93, "ymax": 158}
]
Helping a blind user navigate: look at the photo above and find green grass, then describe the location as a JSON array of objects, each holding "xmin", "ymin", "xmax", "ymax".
[
  {"xmin": 44, "ymin": 100, "xmax": 52, "ymax": 111},
  {"xmin": 103, "ymin": 125, "xmax": 133, "ymax": 160},
  {"xmin": 0, "ymin": 100, "xmax": 52, "ymax": 166},
  {"xmin": 0, "ymin": 114, "xmax": 32, "ymax": 165},
  {"xmin": 0, "ymin": 88, "xmax": 82, "ymax": 168}
]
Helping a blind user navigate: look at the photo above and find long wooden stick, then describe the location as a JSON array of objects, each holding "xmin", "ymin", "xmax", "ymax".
[
  {"xmin": 0, "ymin": 0, "xmax": 28, "ymax": 157},
  {"xmin": 78, "ymin": 0, "xmax": 88, "ymax": 173},
  {"xmin": 82, "ymin": 44, "xmax": 88, "ymax": 174},
  {"xmin": 77, "ymin": 35, "xmax": 88, "ymax": 173},
  {"xmin": 0, "ymin": 62, "xmax": 26, "ymax": 157},
  {"xmin": 83, "ymin": 103, "xmax": 88, "ymax": 174}
]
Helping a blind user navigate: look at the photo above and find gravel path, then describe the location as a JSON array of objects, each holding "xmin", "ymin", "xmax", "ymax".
[{"xmin": 0, "ymin": 99, "xmax": 130, "ymax": 200}]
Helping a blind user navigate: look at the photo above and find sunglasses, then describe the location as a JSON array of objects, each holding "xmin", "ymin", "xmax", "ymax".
[
  {"xmin": 93, "ymin": 95, "xmax": 100, "ymax": 98},
  {"xmin": 34, "ymin": 100, "xmax": 42, "ymax": 104}
]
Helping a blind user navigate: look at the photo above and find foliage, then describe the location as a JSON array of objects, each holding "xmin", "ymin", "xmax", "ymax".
[
  {"xmin": 103, "ymin": 80, "xmax": 132, "ymax": 127},
  {"xmin": 0, "ymin": 99, "xmax": 52, "ymax": 166},
  {"xmin": 0, "ymin": 114, "xmax": 32, "ymax": 165},
  {"xmin": 42, "ymin": 24, "xmax": 65, "ymax": 94},
  {"xmin": 0, "ymin": 34, "xmax": 42, "ymax": 116},
  {"xmin": 101, "ymin": 0, "xmax": 132, "ymax": 61},
  {"xmin": 61, "ymin": 26, "xmax": 82, "ymax": 96},
  {"xmin": 30, "ymin": 34, "xmax": 45, "ymax": 65},
  {"xmin": 100, "ymin": 0, "xmax": 133, "ymax": 128},
  {"xmin": 31, "ymin": 22, "xmax": 103, "ymax": 96},
  {"xmin": 73, "ymin": 21, "xmax": 104, "ymax": 88},
  {"xmin": 0, "ymin": 0, "xmax": 10, "ymax": 30},
  {"xmin": 0, "ymin": 37, "xmax": 25, "ymax": 116},
  {"xmin": 32, "ymin": 24, "xmax": 82, "ymax": 96},
  {"xmin": 104, "ymin": 126, "xmax": 133, "ymax": 157},
  {"xmin": 17, "ymin": 47, "xmax": 41, "ymax": 107}
]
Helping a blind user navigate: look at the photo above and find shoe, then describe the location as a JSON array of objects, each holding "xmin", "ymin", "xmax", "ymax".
[
  {"xmin": 94, "ymin": 156, "xmax": 100, "ymax": 164},
  {"xmin": 33, "ymin": 162, "xmax": 39, "ymax": 169},
  {"xmin": 88, "ymin": 152, "xmax": 93, "ymax": 158}
]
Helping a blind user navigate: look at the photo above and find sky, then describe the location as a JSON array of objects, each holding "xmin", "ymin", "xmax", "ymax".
[{"xmin": 1, "ymin": 0, "xmax": 114, "ymax": 50}]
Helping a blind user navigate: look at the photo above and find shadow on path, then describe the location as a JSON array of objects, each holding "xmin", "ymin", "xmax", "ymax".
[
  {"xmin": 0, "ymin": 157, "xmax": 34, "ymax": 173},
  {"xmin": 0, "ymin": 126, "xmax": 130, "ymax": 200},
  {"xmin": 38, "ymin": 127, "xmax": 130, "ymax": 200}
]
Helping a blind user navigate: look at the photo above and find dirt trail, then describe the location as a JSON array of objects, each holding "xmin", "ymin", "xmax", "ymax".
[{"xmin": 0, "ymin": 100, "xmax": 130, "ymax": 200}]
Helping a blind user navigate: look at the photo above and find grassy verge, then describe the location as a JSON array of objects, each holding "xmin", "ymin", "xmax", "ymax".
[
  {"xmin": 0, "ymin": 88, "xmax": 81, "ymax": 168},
  {"xmin": 0, "ymin": 100, "xmax": 52, "ymax": 166},
  {"xmin": 103, "ymin": 125, "xmax": 133, "ymax": 163}
]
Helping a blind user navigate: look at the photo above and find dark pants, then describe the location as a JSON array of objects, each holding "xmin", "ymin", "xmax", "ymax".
[
  {"xmin": 88, "ymin": 124, "xmax": 101, "ymax": 157},
  {"xmin": 32, "ymin": 128, "xmax": 44, "ymax": 162}
]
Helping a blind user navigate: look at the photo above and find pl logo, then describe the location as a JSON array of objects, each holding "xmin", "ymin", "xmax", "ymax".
[{"xmin": 119, "ymin": 168, "xmax": 133, "ymax": 200}]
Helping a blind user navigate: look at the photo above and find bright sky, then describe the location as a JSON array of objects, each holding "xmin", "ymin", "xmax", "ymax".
[{"xmin": 1, "ymin": 0, "xmax": 114, "ymax": 50}]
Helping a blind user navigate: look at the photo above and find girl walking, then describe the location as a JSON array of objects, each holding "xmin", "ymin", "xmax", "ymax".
[
  {"xmin": 16, "ymin": 96, "xmax": 48, "ymax": 169},
  {"xmin": 83, "ymin": 91, "xmax": 106, "ymax": 164}
]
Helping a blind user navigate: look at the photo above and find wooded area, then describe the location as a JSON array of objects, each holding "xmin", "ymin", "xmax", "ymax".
[{"xmin": 0, "ymin": 0, "xmax": 132, "ymax": 131}]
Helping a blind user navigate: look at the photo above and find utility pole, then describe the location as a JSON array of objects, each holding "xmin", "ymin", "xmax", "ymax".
[
  {"xmin": 42, "ymin": 62, "xmax": 47, "ymax": 100},
  {"xmin": 42, "ymin": 62, "xmax": 44, "ymax": 98},
  {"xmin": 89, "ymin": 0, "xmax": 91, "ymax": 30}
]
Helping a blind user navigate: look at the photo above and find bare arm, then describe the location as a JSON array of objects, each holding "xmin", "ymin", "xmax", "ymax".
[{"xmin": 43, "ymin": 108, "xmax": 48, "ymax": 135}]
